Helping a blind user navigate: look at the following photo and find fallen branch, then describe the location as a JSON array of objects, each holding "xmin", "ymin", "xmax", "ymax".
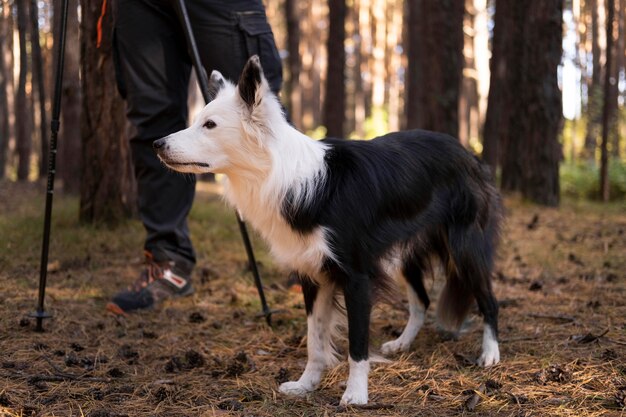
[
  {"xmin": 527, "ymin": 313, "xmax": 576, "ymax": 323},
  {"xmin": 500, "ymin": 335, "xmax": 541, "ymax": 343},
  {"xmin": 604, "ymin": 338, "xmax": 626, "ymax": 346},
  {"xmin": 28, "ymin": 374, "xmax": 110, "ymax": 384},
  {"xmin": 34, "ymin": 355, "xmax": 111, "ymax": 383},
  {"xmin": 571, "ymin": 329, "xmax": 609, "ymax": 344}
]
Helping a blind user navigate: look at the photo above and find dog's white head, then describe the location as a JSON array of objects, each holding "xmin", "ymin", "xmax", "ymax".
[{"xmin": 154, "ymin": 55, "xmax": 282, "ymax": 177}]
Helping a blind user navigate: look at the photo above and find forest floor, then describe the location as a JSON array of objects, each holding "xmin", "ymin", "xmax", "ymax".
[{"xmin": 0, "ymin": 180, "xmax": 625, "ymax": 417}]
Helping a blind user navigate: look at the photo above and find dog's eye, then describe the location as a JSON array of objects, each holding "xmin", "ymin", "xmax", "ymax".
[{"xmin": 203, "ymin": 120, "xmax": 216, "ymax": 129}]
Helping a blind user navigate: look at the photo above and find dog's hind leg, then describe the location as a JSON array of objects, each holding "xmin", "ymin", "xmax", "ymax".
[
  {"xmin": 279, "ymin": 278, "xmax": 338, "ymax": 396},
  {"xmin": 382, "ymin": 255, "xmax": 429, "ymax": 355},
  {"xmin": 466, "ymin": 232, "xmax": 499, "ymax": 367},
  {"xmin": 442, "ymin": 225, "xmax": 500, "ymax": 367},
  {"xmin": 475, "ymin": 286, "xmax": 499, "ymax": 367}
]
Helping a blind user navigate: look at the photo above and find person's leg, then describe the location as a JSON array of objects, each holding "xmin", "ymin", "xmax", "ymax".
[
  {"xmin": 108, "ymin": 0, "xmax": 195, "ymax": 312},
  {"xmin": 114, "ymin": 0, "xmax": 196, "ymax": 269}
]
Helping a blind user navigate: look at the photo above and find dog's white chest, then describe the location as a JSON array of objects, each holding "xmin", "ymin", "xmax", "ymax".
[
  {"xmin": 265, "ymin": 224, "xmax": 332, "ymax": 276},
  {"xmin": 223, "ymin": 164, "xmax": 332, "ymax": 277}
]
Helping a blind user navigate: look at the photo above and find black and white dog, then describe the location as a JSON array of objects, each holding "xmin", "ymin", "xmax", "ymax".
[{"xmin": 154, "ymin": 56, "xmax": 502, "ymax": 405}]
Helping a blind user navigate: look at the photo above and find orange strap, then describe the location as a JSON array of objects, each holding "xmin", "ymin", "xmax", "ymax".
[{"xmin": 96, "ymin": 0, "xmax": 108, "ymax": 48}]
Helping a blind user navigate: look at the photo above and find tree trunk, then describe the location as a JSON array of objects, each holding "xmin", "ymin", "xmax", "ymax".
[
  {"xmin": 359, "ymin": 0, "xmax": 373, "ymax": 127},
  {"xmin": 79, "ymin": 0, "xmax": 136, "ymax": 224},
  {"xmin": 311, "ymin": 0, "xmax": 324, "ymax": 128},
  {"xmin": 30, "ymin": 0, "xmax": 48, "ymax": 179},
  {"xmin": 474, "ymin": 0, "xmax": 490, "ymax": 138},
  {"xmin": 405, "ymin": 0, "xmax": 464, "ymax": 138},
  {"xmin": 344, "ymin": 2, "xmax": 356, "ymax": 135},
  {"xmin": 483, "ymin": 1, "xmax": 520, "ymax": 171},
  {"xmin": 498, "ymin": 0, "xmax": 563, "ymax": 206},
  {"xmin": 610, "ymin": 0, "xmax": 624, "ymax": 157},
  {"xmin": 299, "ymin": 0, "xmax": 324, "ymax": 132},
  {"xmin": 284, "ymin": 0, "xmax": 302, "ymax": 128},
  {"xmin": 583, "ymin": 0, "xmax": 604, "ymax": 159},
  {"xmin": 370, "ymin": 0, "xmax": 386, "ymax": 112},
  {"xmin": 570, "ymin": 0, "xmax": 583, "ymax": 161},
  {"xmin": 405, "ymin": 0, "xmax": 419, "ymax": 131},
  {"xmin": 0, "ymin": 34, "xmax": 7, "ymax": 179},
  {"xmin": 0, "ymin": 0, "xmax": 13, "ymax": 179},
  {"xmin": 459, "ymin": 0, "xmax": 479, "ymax": 147},
  {"xmin": 600, "ymin": 0, "xmax": 615, "ymax": 201},
  {"xmin": 323, "ymin": 0, "xmax": 346, "ymax": 137},
  {"xmin": 386, "ymin": 0, "xmax": 402, "ymax": 132},
  {"xmin": 521, "ymin": 0, "xmax": 563, "ymax": 206},
  {"xmin": 353, "ymin": 0, "xmax": 367, "ymax": 136},
  {"xmin": 56, "ymin": 0, "xmax": 82, "ymax": 193},
  {"xmin": 16, "ymin": 0, "xmax": 32, "ymax": 181}
]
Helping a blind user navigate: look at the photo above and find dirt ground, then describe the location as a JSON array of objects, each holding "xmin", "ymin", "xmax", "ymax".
[{"xmin": 0, "ymin": 180, "xmax": 625, "ymax": 417}]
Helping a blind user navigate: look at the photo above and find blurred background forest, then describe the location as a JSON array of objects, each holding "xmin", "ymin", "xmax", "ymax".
[{"xmin": 0, "ymin": 0, "xmax": 625, "ymax": 223}]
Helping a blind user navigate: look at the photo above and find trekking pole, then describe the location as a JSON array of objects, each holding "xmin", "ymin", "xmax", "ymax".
[
  {"xmin": 29, "ymin": 0, "xmax": 69, "ymax": 332},
  {"xmin": 174, "ymin": 0, "xmax": 274, "ymax": 326}
]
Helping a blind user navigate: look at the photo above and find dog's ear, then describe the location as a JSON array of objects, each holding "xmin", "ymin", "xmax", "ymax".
[
  {"xmin": 208, "ymin": 70, "xmax": 226, "ymax": 102},
  {"xmin": 238, "ymin": 55, "xmax": 265, "ymax": 110}
]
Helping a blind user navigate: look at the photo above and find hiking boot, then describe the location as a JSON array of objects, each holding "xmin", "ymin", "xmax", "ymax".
[{"xmin": 106, "ymin": 251, "xmax": 194, "ymax": 315}]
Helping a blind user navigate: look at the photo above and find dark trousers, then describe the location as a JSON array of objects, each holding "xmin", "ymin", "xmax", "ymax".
[{"xmin": 113, "ymin": 0, "xmax": 283, "ymax": 268}]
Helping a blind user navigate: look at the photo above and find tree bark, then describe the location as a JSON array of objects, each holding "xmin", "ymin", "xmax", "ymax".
[
  {"xmin": 0, "ymin": 35, "xmax": 7, "ymax": 179},
  {"xmin": 353, "ymin": 0, "xmax": 367, "ymax": 136},
  {"xmin": 323, "ymin": 0, "xmax": 346, "ymax": 137},
  {"xmin": 405, "ymin": 0, "xmax": 464, "ymax": 138},
  {"xmin": 386, "ymin": 0, "xmax": 402, "ymax": 132},
  {"xmin": 284, "ymin": 0, "xmax": 302, "ymax": 129},
  {"xmin": 359, "ymin": 0, "xmax": 373, "ymax": 126},
  {"xmin": 370, "ymin": 0, "xmax": 386, "ymax": 111},
  {"xmin": 497, "ymin": 0, "xmax": 563, "ymax": 206},
  {"xmin": 609, "ymin": 0, "xmax": 624, "ymax": 157},
  {"xmin": 474, "ymin": 0, "xmax": 490, "ymax": 138},
  {"xmin": 0, "ymin": 0, "xmax": 13, "ymax": 179},
  {"xmin": 16, "ymin": 0, "xmax": 32, "ymax": 181},
  {"xmin": 30, "ymin": 0, "xmax": 48, "ymax": 179},
  {"xmin": 483, "ymin": 1, "xmax": 520, "ymax": 171},
  {"xmin": 311, "ymin": 0, "xmax": 323, "ymax": 128},
  {"xmin": 570, "ymin": 0, "xmax": 583, "ymax": 161},
  {"xmin": 299, "ymin": 0, "xmax": 324, "ymax": 132},
  {"xmin": 583, "ymin": 0, "xmax": 604, "ymax": 159},
  {"xmin": 600, "ymin": 0, "xmax": 615, "ymax": 201},
  {"xmin": 56, "ymin": 0, "xmax": 82, "ymax": 193},
  {"xmin": 459, "ymin": 0, "xmax": 479, "ymax": 147},
  {"xmin": 79, "ymin": 0, "xmax": 136, "ymax": 224}
]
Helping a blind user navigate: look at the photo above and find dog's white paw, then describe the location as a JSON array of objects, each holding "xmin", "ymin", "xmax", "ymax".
[
  {"xmin": 340, "ymin": 387, "xmax": 368, "ymax": 405},
  {"xmin": 381, "ymin": 339, "xmax": 410, "ymax": 355},
  {"xmin": 478, "ymin": 325, "xmax": 500, "ymax": 367},
  {"xmin": 279, "ymin": 381, "xmax": 313, "ymax": 397},
  {"xmin": 477, "ymin": 345, "xmax": 500, "ymax": 367}
]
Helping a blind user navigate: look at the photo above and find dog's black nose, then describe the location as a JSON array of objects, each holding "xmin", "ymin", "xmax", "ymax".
[{"xmin": 153, "ymin": 138, "xmax": 166, "ymax": 149}]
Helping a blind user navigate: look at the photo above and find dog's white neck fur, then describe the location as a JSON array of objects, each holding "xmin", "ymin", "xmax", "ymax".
[
  {"xmin": 222, "ymin": 110, "xmax": 334, "ymax": 277},
  {"xmin": 157, "ymin": 67, "xmax": 335, "ymax": 277}
]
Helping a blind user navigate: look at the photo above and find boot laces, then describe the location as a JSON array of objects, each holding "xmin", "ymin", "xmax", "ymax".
[{"xmin": 129, "ymin": 252, "xmax": 169, "ymax": 292}]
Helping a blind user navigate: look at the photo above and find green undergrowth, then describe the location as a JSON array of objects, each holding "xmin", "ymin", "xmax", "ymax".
[
  {"xmin": 561, "ymin": 159, "xmax": 626, "ymax": 200},
  {"xmin": 0, "ymin": 182, "xmax": 277, "ymax": 287}
]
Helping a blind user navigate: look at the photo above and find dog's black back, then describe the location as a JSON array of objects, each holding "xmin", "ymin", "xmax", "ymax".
[{"xmin": 283, "ymin": 129, "xmax": 501, "ymax": 341}]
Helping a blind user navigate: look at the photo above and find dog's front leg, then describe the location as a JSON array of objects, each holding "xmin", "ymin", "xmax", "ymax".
[
  {"xmin": 340, "ymin": 274, "xmax": 371, "ymax": 405},
  {"xmin": 279, "ymin": 280, "xmax": 337, "ymax": 396}
]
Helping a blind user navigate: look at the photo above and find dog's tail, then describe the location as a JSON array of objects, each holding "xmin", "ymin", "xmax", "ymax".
[{"xmin": 436, "ymin": 164, "xmax": 502, "ymax": 332}]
